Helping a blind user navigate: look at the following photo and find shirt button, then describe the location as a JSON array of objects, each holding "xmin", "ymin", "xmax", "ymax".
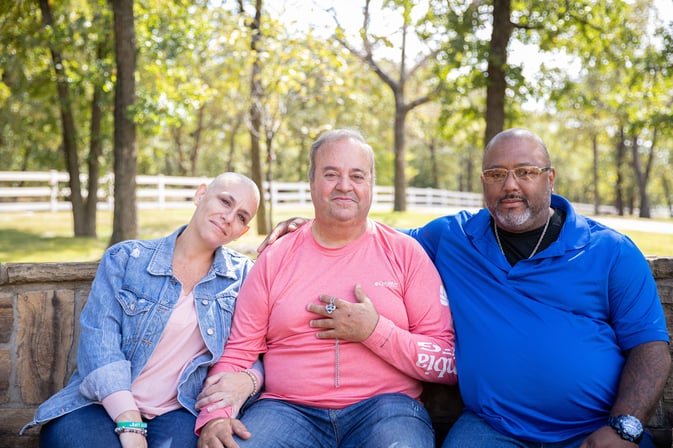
[
  {"xmin": 202, "ymin": 299, "xmax": 209, "ymax": 306},
  {"xmin": 207, "ymin": 328, "xmax": 214, "ymax": 335}
]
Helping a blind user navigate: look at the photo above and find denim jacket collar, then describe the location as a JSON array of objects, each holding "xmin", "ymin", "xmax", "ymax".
[{"xmin": 147, "ymin": 225, "xmax": 241, "ymax": 280}]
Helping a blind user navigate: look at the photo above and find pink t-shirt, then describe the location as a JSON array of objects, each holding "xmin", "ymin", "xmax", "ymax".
[
  {"xmin": 196, "ymin": 219, "xmax": 456, "ymax": 430},
  {"xmin": 103, "ymin": 291, "xmax": 207, "ymax": 420}
]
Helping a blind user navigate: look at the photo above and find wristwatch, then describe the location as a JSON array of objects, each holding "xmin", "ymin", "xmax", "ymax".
[{"xmin": 607, "ymin": 415, "xmax": 644, "ymax": 444}]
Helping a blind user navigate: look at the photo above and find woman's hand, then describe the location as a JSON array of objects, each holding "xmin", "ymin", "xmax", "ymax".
[{"xmin": 196, "ymin": 371, "xmax": 255, "ymax": 417}]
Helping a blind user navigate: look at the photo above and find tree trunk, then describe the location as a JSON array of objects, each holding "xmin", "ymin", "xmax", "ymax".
[
  {"xmin": 171, "ymin": 126, "xmax": 188, "ymax": 176},
  {"xmin": 189, "ymin": 106, "xmax": 205, "ymax": 176},
  {"xmin": 265, "ymin": 132, "xmax": 275, "ymax": 230},
  {"xmin": 429, "ymin": 138, "xmax": 438, "ymax": 188},
  {"xmin": 247, "ymin": 0, "xmax": 269, "ymax": 235},
  {"xmin": 484, "ymin": 0, "xmax": 512, "ymax": 146},
  {"xmin": 662, "ymin": 175, "xmax": 673, "ymax": 218},
  {"xmin": 109, "ymin": 0, "xmax": 138, "ymax": 245},
  {"xmin": 631, "ymin": 133, "xmax": 654, "ymax": 218},
  {"xmin": 393, "ymin": 97, "xmax": 407, "ymax": 211},
  {"xmin": 592, "ymin": 133, "xmax": 600, "ymax": 215},
  {"xmin": 615, "ymin": 127, "xmax": 626, "ymax": 216},
  {"xmin": 627, "ymin": 186, "xmax": 636, "ymax": 216},
  {"xmin": 84, "ymin": 49, "xmax": 105, "ymax": 237},
  {"xmin": 227, "ymin": 112, "xmax": 244, "ymax": 172},
  {"xmin": 469, "ymin": 143, "xmax": 477, "ymax": 192},
  {"xmin": 38, "ymin": 0, "xmax": 90, "ymax": 236}
]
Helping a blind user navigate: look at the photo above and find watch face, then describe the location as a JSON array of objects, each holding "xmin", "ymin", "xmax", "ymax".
[{"xmin": 622, "ymin": 416, "xmax": 643, "ymax": 436}]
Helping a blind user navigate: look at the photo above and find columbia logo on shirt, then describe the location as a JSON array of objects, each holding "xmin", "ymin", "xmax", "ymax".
[{"xmin": 374, "ymin": 281, "xmax": 399, "ymax": 288}]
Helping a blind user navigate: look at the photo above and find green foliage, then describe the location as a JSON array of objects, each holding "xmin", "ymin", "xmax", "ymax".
[
  {"xmin": 0, "ymin": 0, "xmax": 114, "ymax": 173},
  {"xmin": 1, "ymin": 0, "xmax": 672, "ymax": 216},
  {"xmin": 529, "ymin": 0, "xmax": 673, "ymax": 213}
]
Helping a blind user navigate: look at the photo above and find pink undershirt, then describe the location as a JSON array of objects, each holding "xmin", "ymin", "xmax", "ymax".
[{"xmin": 103, "ymin": 291, "xmax": 207, "ymax": 420}]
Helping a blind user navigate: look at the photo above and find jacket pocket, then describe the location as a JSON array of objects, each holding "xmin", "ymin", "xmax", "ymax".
[{"xmin": 117, "ymin": 289, "xmax": 155, "ymax": 316}]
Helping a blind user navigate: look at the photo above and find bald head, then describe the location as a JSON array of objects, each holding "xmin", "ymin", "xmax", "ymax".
[
  {"xmin": 483, "ymin": 128, "xmax": 551, "ymax": 169},
  {"xmin": 209, "ymin": 172, "xmax": 260, "ymax": 207}
]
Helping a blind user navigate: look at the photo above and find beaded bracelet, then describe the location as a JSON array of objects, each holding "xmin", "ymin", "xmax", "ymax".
[
  {"xmin": 241, "ymin": 369, "xmax": 258, "ymax": 397},
  {"xmin": 115, "ymin": 421, "xmax": 148, "ymax": 437},
  {"xmin": 114, "ymin": 427, "xmax": 148, "ymax": 437}
]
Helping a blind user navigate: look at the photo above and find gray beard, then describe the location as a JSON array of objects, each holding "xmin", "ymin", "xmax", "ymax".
[{"xmin": 495, "ymin": 207, "xmax": 532, "ymax": 230}]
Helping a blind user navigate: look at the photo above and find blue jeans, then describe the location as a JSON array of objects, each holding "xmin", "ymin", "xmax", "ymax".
[
  {"xmin": 235, "ymin": 393, "xmax": 434, "ymax": 448},
  {"xmin": 441, "ymin": 411, "xmax": 655, "ymax": 448},
  {"xmin": 39, "ymin": 404, "xmax": 198, "ymax": 448}
]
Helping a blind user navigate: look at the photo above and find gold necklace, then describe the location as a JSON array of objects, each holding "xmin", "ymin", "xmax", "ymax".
[{"xmin": 494, "ymin": 211, "xmax": 551, "ymax": 259}]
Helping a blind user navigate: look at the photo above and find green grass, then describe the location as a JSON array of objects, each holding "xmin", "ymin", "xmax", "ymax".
[
  {"xmin": 615, "ymin": 230, "xmax": 673, "ymax": 258},
  {"xmin": 0, "ymin": 208, "xmax": 671, "ymax": 262}
]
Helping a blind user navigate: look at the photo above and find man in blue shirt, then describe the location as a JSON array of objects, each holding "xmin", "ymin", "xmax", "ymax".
[
  {"xmin": 403, "ymin": 128, "xmax": 670, "ymax": 448},
  {"xmin": 260, "ymin": 128, "xmax": 670, "ymax": 448}
]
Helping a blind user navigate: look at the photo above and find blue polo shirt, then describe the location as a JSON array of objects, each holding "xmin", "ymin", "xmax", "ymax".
[{"xmin": 404, "ymin": 194, "xmax": 669, "ymax": 442}]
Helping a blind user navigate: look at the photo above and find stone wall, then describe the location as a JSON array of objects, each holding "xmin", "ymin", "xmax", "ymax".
[
  {"xmin": 2, "ymin": 259, "xmax": 673, "ymax": 448},
  {"xmin": 0, "ymin": 263, "xmax": 97, "ymax": 448}
]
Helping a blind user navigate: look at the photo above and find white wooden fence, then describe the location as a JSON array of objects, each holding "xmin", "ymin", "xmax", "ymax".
[{"xmin": 0, "ymin": 170, "xmax": 485, "ymax": 213}]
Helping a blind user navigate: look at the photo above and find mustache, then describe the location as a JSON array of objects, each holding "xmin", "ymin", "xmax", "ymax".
[{"xmin": 497, "ymin": 194, "xmax": 528, "ymax": 204}]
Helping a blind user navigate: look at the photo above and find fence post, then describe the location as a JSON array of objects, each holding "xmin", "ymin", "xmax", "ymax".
[
  {"xmin": 49, "ymin": 170, "xmax": 59, "ymax": 212},
  {"xmin": 157, "ymin": 174, "xmax": 165, "ymax": 210}
]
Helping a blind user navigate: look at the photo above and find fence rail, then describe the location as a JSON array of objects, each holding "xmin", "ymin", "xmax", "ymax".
[
  {"xmin": 0, "ymin": 170, "xmax": 486, "ymax": 213},
  {"xmin": 7, "ymin": 170, "xmax": 659, "ymax": 217}
]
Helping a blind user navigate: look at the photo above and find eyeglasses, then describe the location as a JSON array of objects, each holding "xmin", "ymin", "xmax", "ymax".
[{"xmin": 481, "ymin": 166, "xmax": 551, "ymax": 184}]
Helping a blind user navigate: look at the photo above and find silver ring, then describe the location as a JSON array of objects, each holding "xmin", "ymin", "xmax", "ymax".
[{"xmin": 325, "ymin": 296, "xmax": 336, "ymax": 314}]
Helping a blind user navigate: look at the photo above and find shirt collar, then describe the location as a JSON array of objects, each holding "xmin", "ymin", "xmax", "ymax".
[{"xmin": 465, "ymin": 194, "xmax": 590, "ymax": 257}]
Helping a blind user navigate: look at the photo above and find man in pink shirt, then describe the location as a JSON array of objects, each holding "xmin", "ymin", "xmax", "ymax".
[{"xmin": 196, "ymin": 129, "xmax": 457, "ymax": 448}]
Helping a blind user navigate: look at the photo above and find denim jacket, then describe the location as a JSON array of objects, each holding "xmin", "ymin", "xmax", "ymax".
[{"xmin": 21, "ymin": 225, "xmax": 253, "ymax": 434}]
